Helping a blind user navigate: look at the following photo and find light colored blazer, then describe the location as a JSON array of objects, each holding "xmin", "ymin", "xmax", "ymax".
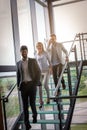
[{"xmin": 47, "ymin": 42, "xmax": 68, "ymax": 65}]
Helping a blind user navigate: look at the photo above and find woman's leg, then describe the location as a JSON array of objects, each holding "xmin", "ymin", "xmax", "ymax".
[
  {"xmin": 38, "ymin": 79, "xmax": 44, "ymax": 108},
  {"xmin": 43, "ymin": 71, "xmax": 50, "ymax": 103}
]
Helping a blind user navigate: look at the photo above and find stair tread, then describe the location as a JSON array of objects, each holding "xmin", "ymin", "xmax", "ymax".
[
  {"xmin": 36, "ymin": 102, "xmax": 70, "ymax": 106},
  {"xmin": 41, "ymin": 87, "xmax": 75, "ymax": 91},
  {"xmin": 29, "ymin": 110, "xmax": 68, "ymax": 114},
  {"xmin": 36, "ymin": 94, "xmax": 69, "ymax": 98},
  {"xmin": 19, "ymin": 119, "xmax": 65, "ymax": 124}
]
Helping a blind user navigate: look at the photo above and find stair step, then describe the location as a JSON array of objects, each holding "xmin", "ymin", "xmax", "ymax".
[
  {"xmin": 36, "ymin": 94, "xmax": 69, "ymax": 98},
  {"xmin": 41, "ymin": 86, "xmax": 75, "ymax": 91},
  {"xmin": 36, "ymin": 102, "xmax": 70, "ymax": 106},
  {"xmin": 29, "ymin": 110, "xmax": 68, "ymax": 114},
  {"xmin": 19, "ymin": 119, "xmax": 65, "ymax": 124},
  {"xmin": 48, "ymin": 81, "xmax": 76, "ymax": 86}
]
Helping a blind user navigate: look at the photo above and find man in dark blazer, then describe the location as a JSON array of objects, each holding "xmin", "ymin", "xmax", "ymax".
[{"xmin": 16, "ymin": 45, "xmax": 41, "ymax": 130}]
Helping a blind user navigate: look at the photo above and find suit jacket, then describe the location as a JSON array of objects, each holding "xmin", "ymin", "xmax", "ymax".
[
  {"xmin": 47, "ymin": 42, "xmax": 68, "ymax": 65},
  {"xmin": 16, "ymin": 58, "xmax": 41, "ymax": 90}
]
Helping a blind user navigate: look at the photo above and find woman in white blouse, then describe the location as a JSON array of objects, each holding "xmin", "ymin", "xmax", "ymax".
[{"xmin": 35, "ymin": 42, "xmax": 52, "ymax": 106}]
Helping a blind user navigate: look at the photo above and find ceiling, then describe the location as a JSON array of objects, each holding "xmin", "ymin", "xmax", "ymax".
[{"xmin": 46, "ymin": 0, "xmax": 86, "ymax": 6}]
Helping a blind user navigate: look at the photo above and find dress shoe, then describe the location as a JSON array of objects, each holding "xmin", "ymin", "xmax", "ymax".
[
  {"xmin": 39, "ymin": 101, "xmax": 44, "ymax": 109},
  {"xmin": 46, "ymin": 98, "xmax": 50, "ymax": 104},
  {"xmin": 39, "ymin": 100, "xmax": 44, "ymax": 105},
  {"xmin": 62, "ymin": 83, "xmax": 66, "ymax": 89},
  {"xmin": 26, "ymin": 124, "xmax": 32, "ymax": 130},
  {"xmin": 33, "ymin": 116, "xmax": 37, "ymax": 123}
]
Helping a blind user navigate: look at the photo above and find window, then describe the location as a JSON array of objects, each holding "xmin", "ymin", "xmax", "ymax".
[
  {"xmin": 0, "ymin": 0, "xmax": 15, "ymax": 65},
  {"xmin": 35, "ymin": 2, "xmax": 46, "ymax": 43},
  {"xmin": 17, "ymin": 0, "xmax": 34, "ymax": 58}
]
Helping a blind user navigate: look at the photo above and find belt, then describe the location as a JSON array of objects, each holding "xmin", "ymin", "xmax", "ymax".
[{"xmin": 22, "ymin": 81, "xmax": 32, "ymax": 84}]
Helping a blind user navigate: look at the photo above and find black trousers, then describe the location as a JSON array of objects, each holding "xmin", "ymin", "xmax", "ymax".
[
  {"xmin": 20, "ymin": 81, "xmax": 37, "ymax": 126},
  {"xmin": 52, "ymin": 63, "xmax": 65, "ymax": 88}
]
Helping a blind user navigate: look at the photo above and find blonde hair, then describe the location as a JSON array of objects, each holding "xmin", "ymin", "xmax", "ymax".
[{"xmin": 36, "ymin": 42, "xmax": 45, "ymax": 52}]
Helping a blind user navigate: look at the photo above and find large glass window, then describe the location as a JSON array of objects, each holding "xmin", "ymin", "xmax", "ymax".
[
  {"xmin": 17, "ymin": 0, "xmax": 34, "ymax": 57},
  {"xmin": 0, "ymin": 0, "xmax": 15, "ymax": 65},
  {"xmin": 53, "ymin": 1, "xmax": 87, "ymax": 42},
  {"xmin": 35, "ymin": 2, "xmax": 46, "ymax": 44}
]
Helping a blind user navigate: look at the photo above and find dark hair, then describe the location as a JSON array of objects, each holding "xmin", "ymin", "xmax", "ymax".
[{"xmin": 20, "ymin": 45, "xmax": 28, "ymax": 51}]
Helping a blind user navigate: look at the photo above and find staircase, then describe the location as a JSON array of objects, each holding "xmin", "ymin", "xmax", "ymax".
[
  {"xmin": 14, "ymin": 62, "xmax": 79, "ymax": 130},
  {"xmin": 3, "ymin": 33, "xmax": 86, "ymax": 130},
  {"xmin": 17, "ymin": 74, "xmax": 70, "ymax": 130}
]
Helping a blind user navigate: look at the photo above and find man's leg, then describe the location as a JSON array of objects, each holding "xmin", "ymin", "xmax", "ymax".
[
  {"xmin": 21, "ymin": 86, "xmax": 31, "ymax": 129},
  {"xmin": 58, "ymin": 64, "xmax": 66, "ymax": 89},
  {"xmin": 29, "ymin": 85, "xmax": 37, "ymax": 123},
  {"xmin": 52, "ymin": 65, "xmax": 58, "ymax": 87},
  {"xmin": 52, "ymin": 65, "xmax": 61, "ymax": 97}
]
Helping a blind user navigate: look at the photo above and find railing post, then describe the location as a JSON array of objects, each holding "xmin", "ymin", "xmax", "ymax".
[
  {"xmin": 56, "ymin": 99, "xmax": 62, "ymax": 130},
  {"xmin": 53, "ymin": 103, "xmax": 60, "ymax": 130},
  {"xmin": 0, "ymin": 91, "xmax": 4, "ymax": 130},
  {"xmin": 82, "ymin": 33, "xmax": 86, "ymax": 60},
  {"xmin": 2, "ymin": 97, "xmax": 7, "ymax": 130},
  {"xmin": 67, "ymin": 63, "xmax": 72, "ymax": 105},
  {"xmin": 78, "ymin": 33, "xmax": 83, "ymax": 60},
  {"xmin": 74, "ymin": 45, "xmax": 79, "ymax": 79}
]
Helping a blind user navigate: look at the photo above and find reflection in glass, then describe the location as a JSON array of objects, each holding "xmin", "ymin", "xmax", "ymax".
[
  {"xmin": 0, "ymin": 76, "xmax": 16, "ymax": 96},
  {"xmin": 17, "ymin": 0, "xmax": 34, "ymax": 58},
  {"xmin": 0, "ymin": 0, "xmax": 15, "ymax": 65},
  {"xmin": 35, "ymin": 2, "xmax": 46, "ymax": 44},
  {"xmin": 53, "ymin": 1, "xmax": 87, "ymax": 42}
]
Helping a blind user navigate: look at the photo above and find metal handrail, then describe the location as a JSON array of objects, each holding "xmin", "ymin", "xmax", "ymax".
[
  {"xmin": 50, "ymin": 95, "xmax": 87, "ymax": 100},
  {"xmin": 1, "ymin": 83, "xmax": 17, "ymax": 101},
  {"xmin": 54, "ymin": 34, "xmax": 78, "ymax": 96}
]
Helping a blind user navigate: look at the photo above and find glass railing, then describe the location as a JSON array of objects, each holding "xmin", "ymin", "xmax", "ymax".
[
  {"xmin": 0, "ymin": 72, "xmax": 21, "ymax": 130},
  {"xmin": 0, "ymin": 75, "xmax": 16, "ymax": 96},
  {"xmin": 6, "ymin": 85, "xmax": 20, "ymax": 130},
  {"xmin": 71, "ymin": 97, "xmax": 87, "ymax": 130}
]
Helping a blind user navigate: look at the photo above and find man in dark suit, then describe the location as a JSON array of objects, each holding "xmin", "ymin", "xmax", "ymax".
[{"xmin": 16, "ymin": 45, "xmax": 41, "ymax": 130}]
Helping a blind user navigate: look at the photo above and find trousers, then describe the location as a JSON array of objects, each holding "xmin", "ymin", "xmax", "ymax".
[
  {"xmin": 52, "ymin": 63, "xmax": 65, "ymax": 88},
  {"xmin": 20, "ymin": 81, "xmax": 37, "ymax": 126}
]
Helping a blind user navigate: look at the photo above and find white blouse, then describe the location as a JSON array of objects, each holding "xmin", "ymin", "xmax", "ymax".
[{"xmin": 35, "ymin": 51, "xmax": 51, "ymax": 73}]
